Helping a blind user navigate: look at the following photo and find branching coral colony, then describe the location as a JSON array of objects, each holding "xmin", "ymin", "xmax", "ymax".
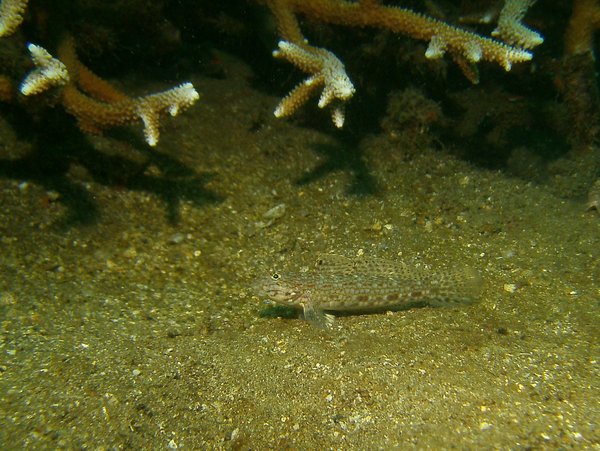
[
  {"xmin": 0, "ymin": 0, "xmax": 199, "ymax": 146},
  {"xmin": 0, "ymin": 0, "xmax": 545, "ymax": 138},
  {"xmin": 262, "ymin": 0, "xmax": 543, "ymax": 127}
]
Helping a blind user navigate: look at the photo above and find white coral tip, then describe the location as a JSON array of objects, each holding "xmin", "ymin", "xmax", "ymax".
[
  {"xmin": 465, "ymin": 43, "xmax": 483, "ymax": 63},
  {"xmin": 425, "ymin": 36, "xmax": 446, "ymax": 59},
  {"xmin": 273, "ymin": 104, "xmax": 285, "ymax": 118},
  {"xmin": 332, "ymin": 107, "xmax": 345, "ymax": 128},
  {"xmin": 20, "ymin": 43, "xmax": 69, "ymax": 96}
]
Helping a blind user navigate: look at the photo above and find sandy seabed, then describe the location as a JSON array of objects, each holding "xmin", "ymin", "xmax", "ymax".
[{"xmin": 0, "ymin": 54, "xmax": 598, "ymax": 449}]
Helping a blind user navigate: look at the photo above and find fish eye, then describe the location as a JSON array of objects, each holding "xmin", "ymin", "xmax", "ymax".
[{"xmin": 271, "ymin": 273, "xmax": 280, "ymax": 280}]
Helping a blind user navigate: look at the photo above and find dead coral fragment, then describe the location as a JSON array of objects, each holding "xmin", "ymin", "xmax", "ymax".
[
  {"xmin": 273, "ymin": 41, "xmax": 355, "ymax": 127},
  {"xmin": 20, "ymin": 43, "xmax": 70, "ymax": 96},
  {"xmin": 0, "ymin": 0, "xmax": 28, "ymax": 37}
]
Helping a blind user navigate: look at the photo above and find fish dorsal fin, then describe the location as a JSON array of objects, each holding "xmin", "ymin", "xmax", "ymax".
[
  {"xmin": 314, "ymin": 253, "xmax": 355, "ymax": 275},
  {"xmin": 315, "ymin": 254, "xmax": 419, "ymax": 278},
  {"xmin": 350, "ymin": 256, "xmax": 415, "ymax": 278}
]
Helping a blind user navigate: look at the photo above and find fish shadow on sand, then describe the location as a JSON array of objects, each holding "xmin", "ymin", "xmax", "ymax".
[{"xmin": 259, "ymin": 301, "xmax": 429, "ymax": 324}]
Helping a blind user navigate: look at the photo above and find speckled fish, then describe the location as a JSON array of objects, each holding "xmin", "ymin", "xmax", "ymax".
[{"xmin": 254, "ymin": 254, "xmax": 482, "ymax": 328}]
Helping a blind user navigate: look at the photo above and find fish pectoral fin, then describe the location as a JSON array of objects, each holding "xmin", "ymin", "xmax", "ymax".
[{"xmin": 301, "ymin": 294, "xmax": 335, "ymax": 329}]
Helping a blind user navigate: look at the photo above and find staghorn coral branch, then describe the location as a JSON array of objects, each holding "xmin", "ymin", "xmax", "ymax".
[
  {"xmin": 20, "ymin": 43, "xmax": 69, "ymax": 95},
  {"xmin": 266, "ymin": 0, "xmax": 534, "ymax": 71},
  {"xmin": 265, "ymin": 0, "xmax": 538, "ymax": 126},
  {"xmin": 57, "ymin": 36, "xmax": 129, "ymax": 103},
  {"xmin": 492, "ymin": 0, "xmax": 543, "ymax": 49},
  {"xmin": 0, "ymin": 0, "xmax": 28, "ymax": 37},
  {"xmin": 19, "ymin": 36, "xmax": 199, "ymax": 147},
  {"xmin": 273, "ymin": 40, "xmax": 355, "ymax": 127},
  {"xmin": 60, "ymin": 80, "xmax": 198, "ymax": 146},
  {"xmin": 267, "ymin": 0, "xmax": 304, "ymax": 44},
  {"xmin": 0, "ymin": 0, "xmax": 200, "ymax": 148},
  {"xmin": 134, "ymin": 83, "xmax": 199, "ymax": 146}
]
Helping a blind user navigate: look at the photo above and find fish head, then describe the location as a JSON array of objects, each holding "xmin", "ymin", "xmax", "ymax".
[{"xmin": 252, "ymin": 272, "xmax": 303, "ymax": 305}]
